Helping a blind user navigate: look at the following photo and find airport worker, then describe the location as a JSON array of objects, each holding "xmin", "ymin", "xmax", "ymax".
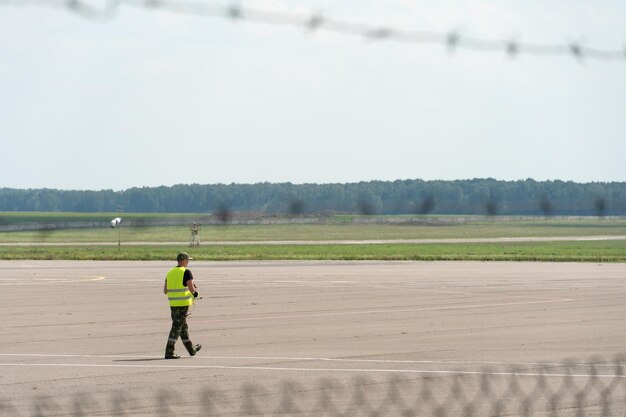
[{"xmin": 163, "ymin": 252, "xmax": 202, "ymax": 359}]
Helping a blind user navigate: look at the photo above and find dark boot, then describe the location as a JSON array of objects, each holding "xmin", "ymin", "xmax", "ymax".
[
  {"xmin": 189, "ymin": 344, "xmax": 202, "ymax": 356},
  {"xmin": 165, "ymin": 339, "xmax": 179, "ymax": 359},
  {"xmin": 164, "ymin": 354, "xmax": 180, "ymax": 359}
]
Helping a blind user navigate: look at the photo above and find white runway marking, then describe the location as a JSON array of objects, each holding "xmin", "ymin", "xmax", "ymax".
[
  {"xmin": 0, "ymin": 353, "xmax": 619, "ymax": 368},
  {"xmin": 0, "ymin": 275, "xmax": 105, "ymax": 284},
  {"xmin": 0, "ymin": 361, "xmax": 623, "ymax": 379}
]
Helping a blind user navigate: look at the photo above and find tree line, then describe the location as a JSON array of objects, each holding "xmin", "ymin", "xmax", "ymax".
[{"xmin": 1, "ymin": 178, "xmax": 625, "ymax": 216}]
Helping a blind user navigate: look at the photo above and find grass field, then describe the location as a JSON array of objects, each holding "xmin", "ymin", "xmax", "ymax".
[
  {"xmin": 1, "ymin": 240, "xmax": 625, "ymax": 261},
  {"xmin": 0, "ymin": 212, "xmax": 198, "ymax": 223},
  {"xmin": 2, "ymin": 216, "xmax": 626, "ymax": 243},
  {"xmin": 1, "ymin": 213, "xmax": 625, "ymax": 261}
]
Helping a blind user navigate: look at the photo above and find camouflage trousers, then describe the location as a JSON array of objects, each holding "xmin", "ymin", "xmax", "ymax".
[{"xmin": 165, "ymin": 306, "xmax": 197, "ymax": 356}]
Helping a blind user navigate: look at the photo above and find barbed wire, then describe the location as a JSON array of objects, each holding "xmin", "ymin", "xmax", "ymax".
[{"xmin": 2, "ymin": 0, "xmax": 626, "ymax": 62}]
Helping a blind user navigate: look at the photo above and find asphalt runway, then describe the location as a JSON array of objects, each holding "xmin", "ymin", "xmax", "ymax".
[{"xmin": 1, "ymin": 260, "xmax": 625, "ymax": 416}]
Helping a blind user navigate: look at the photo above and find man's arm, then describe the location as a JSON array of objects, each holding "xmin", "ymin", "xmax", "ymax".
[
  {"xmin": 187, "ymin": 279, "xmax": 196, "ymax": 294},
  {"xmin": 163, "ymin": 280, "xmax": 168, "ymax": 294},
  {"xmin": 183, "ymin": 269, "xmax": 197, "ymax": 297}
]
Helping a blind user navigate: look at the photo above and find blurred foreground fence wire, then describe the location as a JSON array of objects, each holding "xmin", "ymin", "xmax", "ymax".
[
  {"xmin": 2, "ymin": 0, "xmax": 626, "ymax": 62},
  {"xmin": 3, "ymin": 356, "xmax": 626, "ymax": 416}
]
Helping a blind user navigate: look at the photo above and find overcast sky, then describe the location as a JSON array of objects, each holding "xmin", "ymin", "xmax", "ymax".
[{"xmin": 1, "ymin": 0, "xmax": 625, "ymax": 191}]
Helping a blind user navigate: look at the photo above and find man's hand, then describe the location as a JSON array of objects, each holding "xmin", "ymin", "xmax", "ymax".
[{"xmin": 193, "ymin": 292, "xmax": 199, "ymax": 298}]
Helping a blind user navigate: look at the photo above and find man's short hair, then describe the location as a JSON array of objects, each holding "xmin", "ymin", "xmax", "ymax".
[{"xmin": 177, "ymin": 252, "xmax": 192, "ymax": 261}]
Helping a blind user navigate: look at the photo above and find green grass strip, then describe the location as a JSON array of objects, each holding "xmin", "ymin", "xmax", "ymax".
[{"xmin": 1, "ymin": 240, "xmax": 625, "ymax": 262}]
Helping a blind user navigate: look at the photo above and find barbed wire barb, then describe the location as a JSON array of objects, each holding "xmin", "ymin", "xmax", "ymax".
[{"xmin": 2, "ymin": 0, "xmax": 625, "ymax": 62}]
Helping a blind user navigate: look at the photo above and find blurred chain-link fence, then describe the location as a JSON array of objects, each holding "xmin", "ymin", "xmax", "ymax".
[{"xmin": 3, "ymin": 356, "xmax": 625, "ymax": 416}]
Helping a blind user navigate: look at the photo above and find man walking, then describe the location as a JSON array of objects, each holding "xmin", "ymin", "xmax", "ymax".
[{"xmin": 163, "ymin": 252, "xmax": 201, "ymax": 359}]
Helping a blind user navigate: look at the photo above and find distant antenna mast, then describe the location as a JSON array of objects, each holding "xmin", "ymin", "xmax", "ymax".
[{"xmin": 190, "ymin": 222, "xmax": 200, "ymax": 247}]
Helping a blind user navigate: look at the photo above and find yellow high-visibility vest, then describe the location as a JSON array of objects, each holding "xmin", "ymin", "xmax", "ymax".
[{"xmin": 166, "ymin": 267, "xmax": 193, "ymax": 307}]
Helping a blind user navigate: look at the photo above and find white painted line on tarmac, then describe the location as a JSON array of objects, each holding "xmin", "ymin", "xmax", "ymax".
[
  {"xmin": 0, "ymin": 353, "xmax": 619, "ymax": 368},
  {"xmin": 1, "ymin": 275, "xmax": 106, "ymax": 284},
  {"xmin": 0, "ymin": 362, "xmax": 623, "ymax": 379}
]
